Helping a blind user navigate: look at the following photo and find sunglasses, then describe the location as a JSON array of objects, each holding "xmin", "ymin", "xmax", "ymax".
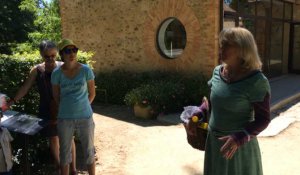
[{"xmin": 63, "ymin": 48, "xmax": 79, "ymax": 54}]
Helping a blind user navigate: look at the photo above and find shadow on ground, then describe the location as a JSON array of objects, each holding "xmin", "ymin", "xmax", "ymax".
[
  {"xmin": 70, "ymin": 104, "xmax": 179, "ymax": 173},
  {"xmin": 92, "ymin": 104, "xmax": 174, "ymax": 127},
  {"xmin": 183, "ymin": 165, "xmax": 203, "ymax": 175},
  {"xmin": 271, "ymin": 98, "xmax": 299, "ymax": 119}
]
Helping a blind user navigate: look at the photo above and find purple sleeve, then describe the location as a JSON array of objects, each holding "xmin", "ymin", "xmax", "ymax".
[
  {"xmin": 246, "ymin": 93, "xmax": 271, "ymax": 135},
  {"xmin": 232, "ymin": 93, "xmax": 271, "ymax": 146}
]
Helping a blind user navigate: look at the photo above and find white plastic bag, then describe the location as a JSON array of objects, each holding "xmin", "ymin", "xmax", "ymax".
[{"xmin": 180, "ymin": 106, "xmax": 202, "ymax": 124}]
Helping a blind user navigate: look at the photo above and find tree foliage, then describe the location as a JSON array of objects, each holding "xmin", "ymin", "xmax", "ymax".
[
  {"xmin": 19, "ymin": 0, "xmax": 61, "ymax": 46},
  {"xmin": 0, "ymin": 0, "xmax": 35, "ymax": 54},
  {"xmin": 0, "ymin": 0, "xmax": 62, "ymax": 54}
]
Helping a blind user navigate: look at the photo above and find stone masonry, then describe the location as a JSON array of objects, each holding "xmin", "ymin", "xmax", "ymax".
[{"xmin": 59, "ymin": 0, "xmax": 220, "ymax": 77}]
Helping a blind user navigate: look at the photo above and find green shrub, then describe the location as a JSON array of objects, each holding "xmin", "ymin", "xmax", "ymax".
[
  {"xmin": 124, "ymin": 81, "xmax": 185, "ymax": 114},
  {"xmin": 94, "ymin": 71, "xmax": 170, "ymax": 104},
  {"xmin": 76, "ymin": 51, "xmax": 95, "ymax": 68},
  {"xmin": 0, "ymin": 52, "xmax": 41, "ymax": 114},
  {"xmin": 95, "ymin": 70, "xmax": 208, "ymax": 111},
  {"xmin": 95, "ymin": 71, "xmax": 139, "ymax": 104},
  {"xmin": 180, "ymin": 74, "xmax": 210, "ymax": 106},
  {"xmin": 96, "ymin": 70, "xmax": 210, "ymax": 112}
]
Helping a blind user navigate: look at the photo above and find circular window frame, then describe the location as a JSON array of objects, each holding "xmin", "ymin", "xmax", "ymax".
[{"xmin": 156, "ymin": 17, "xmax": 187, "ymax": 59}]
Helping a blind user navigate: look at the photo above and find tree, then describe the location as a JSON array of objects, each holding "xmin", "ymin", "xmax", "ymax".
[
  {"xmin": 19, "ymin": 0, "xmax": 61, "ymax": 47},
  {"xmin": 0, "ymin": 0, "xmax": 35, "ymax": 54}
]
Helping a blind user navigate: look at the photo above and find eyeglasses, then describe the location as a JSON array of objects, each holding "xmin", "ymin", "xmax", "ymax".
[
  {"xmin": 63, "ymin": 48, "xmax": 79, "ymax": 54},
  {"xmin": 44, "ymin": 54, "xmax": 56, "ymax": 61}
]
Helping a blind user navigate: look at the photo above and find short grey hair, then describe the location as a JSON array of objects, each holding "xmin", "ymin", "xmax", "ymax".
[{"xmin": 39, "ymin": 40, "xmax": 57, "ymax": 53}]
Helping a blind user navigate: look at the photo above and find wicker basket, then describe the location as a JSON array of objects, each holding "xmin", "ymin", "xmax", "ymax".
[{"xmin": 183, "ymin": 122, "xmax": 208, "ymax": 151}]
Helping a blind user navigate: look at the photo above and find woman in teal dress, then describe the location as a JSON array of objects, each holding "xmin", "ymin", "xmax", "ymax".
[{"xmin": 204, "ymin": 27, "xmax": 271, "ymax": 175}]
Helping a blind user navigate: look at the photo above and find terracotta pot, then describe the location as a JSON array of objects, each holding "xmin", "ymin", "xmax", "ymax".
[{"xmin": 133, "ymin": 104, "xmax": 158, "ymax": 119}]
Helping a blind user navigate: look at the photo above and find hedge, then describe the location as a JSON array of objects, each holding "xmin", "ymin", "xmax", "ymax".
[{"xmin": 95, "ymin": 70, "xmax": 210, "ymax": 112}]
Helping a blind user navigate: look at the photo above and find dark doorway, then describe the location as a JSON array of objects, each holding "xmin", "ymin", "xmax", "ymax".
[{"xmin": 289, "ymin": 23, "xmax": 300, "ymax": 73}]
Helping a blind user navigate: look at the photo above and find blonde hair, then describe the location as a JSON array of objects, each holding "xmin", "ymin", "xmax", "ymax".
[{"xmin": 219, "ymin": 27, "xmax": 262, "ymax": 70}]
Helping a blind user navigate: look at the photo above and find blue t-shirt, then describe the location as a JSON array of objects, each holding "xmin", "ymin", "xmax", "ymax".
[{"xmin": 51, "ymin": 64, "xmax": 95, "ymax": 119}]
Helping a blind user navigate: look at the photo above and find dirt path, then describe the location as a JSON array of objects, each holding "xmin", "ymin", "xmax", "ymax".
[
  {"xmin": 259, "ymin": 122, "xmax": 300, "ymax": 175},
  {"xmin": 91, "ymin": 105, "xmax": 204, "ymax": 175},
  {"xmin": 76, "ymin": 104, "xmax": 300, "ymax": 175}
]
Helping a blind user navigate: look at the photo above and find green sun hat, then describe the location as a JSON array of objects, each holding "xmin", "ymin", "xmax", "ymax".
[{"xmin": 58, "ymin": 39, "xmax": 78, "ymax": 51}]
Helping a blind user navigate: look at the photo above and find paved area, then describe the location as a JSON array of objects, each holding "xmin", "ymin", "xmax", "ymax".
[
  {"xmin": 258, "ymin": 74, "xmax": 300, "ymax": 136},
  {"xmin": 269, "ymin": 74, "xmax": 300, "ymax": 111},
  {"xmin": 158, "ymin": 74, "xmax": 300, "ymax": 136}
]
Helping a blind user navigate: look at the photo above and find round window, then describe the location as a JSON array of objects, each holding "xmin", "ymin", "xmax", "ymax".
[{"xmin": 157, "ymin": 18, "xmax": 187, "ymax": 59}]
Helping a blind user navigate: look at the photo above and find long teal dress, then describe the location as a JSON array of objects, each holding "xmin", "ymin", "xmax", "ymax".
[{"xmin": 204, "ymin": 65, "xmax": 270, "ymax": 175}]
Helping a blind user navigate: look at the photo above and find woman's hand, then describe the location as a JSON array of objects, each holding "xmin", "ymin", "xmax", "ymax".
[
  {"xmin": 6, "ymin": 99, "xmax": 14, "ymax": 108},
  {"xmin": 219, "ymin": 135, "xmax": 238, "ymax": 160}
]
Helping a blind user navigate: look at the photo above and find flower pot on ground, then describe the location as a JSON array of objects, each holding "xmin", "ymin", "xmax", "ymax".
[{"xmin": 133, "ymin": 103, "xmax": 158, "ymax": 119}]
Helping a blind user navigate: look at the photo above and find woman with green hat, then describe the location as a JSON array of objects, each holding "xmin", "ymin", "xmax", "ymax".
[{"xmin": 51, "ymin": 39, "xmax": 96, "ymax": 175}]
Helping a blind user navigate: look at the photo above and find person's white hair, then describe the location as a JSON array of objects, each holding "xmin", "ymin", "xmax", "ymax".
[{"xmin": 219, "ymin": 27, "xmax": 262, "ymax": 70}]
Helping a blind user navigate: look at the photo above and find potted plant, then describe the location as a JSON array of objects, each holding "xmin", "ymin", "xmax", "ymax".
[
  {"xmin": 124, "ymin": 81, "xmax": 184, "ymax": 119},
  {"xmin": 124, "ymin": 84, "xmax": 158, "ymax": 119}
]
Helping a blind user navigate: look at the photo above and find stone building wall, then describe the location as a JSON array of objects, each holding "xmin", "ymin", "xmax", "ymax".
[{"xmin": 59, "ymin": 0, "xmax": 220, "ymax": 77}]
